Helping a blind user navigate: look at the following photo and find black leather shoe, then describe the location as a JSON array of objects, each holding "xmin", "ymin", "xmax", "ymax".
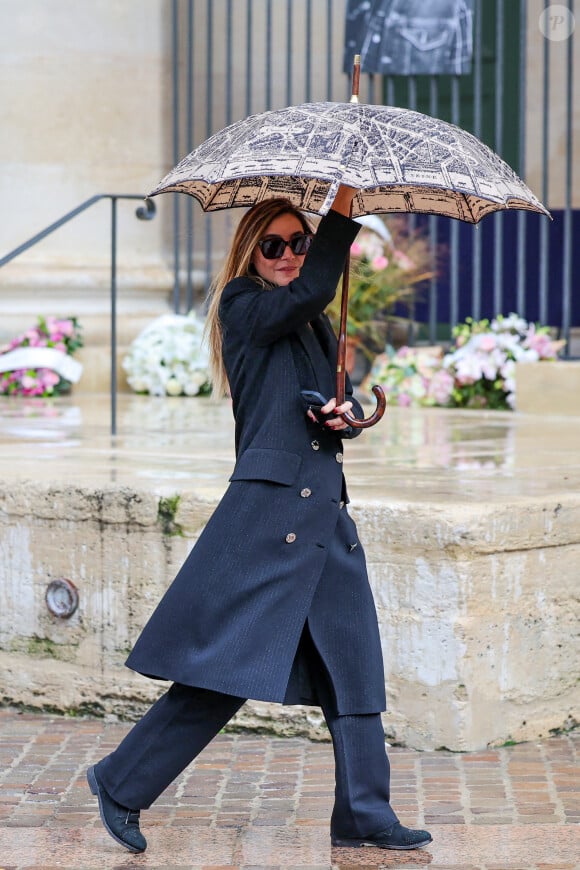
[
  {"xmin": 87, "ymin": 765, "xmax": 147, "ymax": 853},
  {"xmin": 332, "ymin": 821, "xmax": 432, "ymax": 850}
]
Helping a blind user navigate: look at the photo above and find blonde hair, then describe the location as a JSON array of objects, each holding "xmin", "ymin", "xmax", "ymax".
[{"xmin": 204, "ymin": 198, "xmax": 312, "ymax": 396}]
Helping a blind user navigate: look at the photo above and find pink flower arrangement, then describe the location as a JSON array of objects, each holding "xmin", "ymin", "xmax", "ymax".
[
  {"xmin": 443, "ymin": 315, "xmax": 565, "ymax": 409},
  {"xmin": 325, "ymin": 215, "xmax": 434, "ymax": 351},
  {"xmin": 0, "ymin": 316, "xmax": 83, "ymax": 397},
  {"xmin": 370, "ymin": 314, "xmax": 565, "ymax": 411},
  {"xmin": 371, "ymin": 345, "xmax": 445, "ymax": 408}
]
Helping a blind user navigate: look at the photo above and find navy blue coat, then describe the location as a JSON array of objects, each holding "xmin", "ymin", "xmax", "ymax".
[{"xmin": 126, "ymin": 210, "xmax": 386, "ymax": 715}]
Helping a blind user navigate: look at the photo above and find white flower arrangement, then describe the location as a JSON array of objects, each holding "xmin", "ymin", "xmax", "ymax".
[
  {"xmin": 442, "ymin": 314, "xmax": 565, "ymax": 409},
  {"xmin": 123, "ymin": 312, "xmax": 211, "ymax": 397},
  {"xmin": 371, "ymin": 313, "xmax": 565, "ymax": 410}
]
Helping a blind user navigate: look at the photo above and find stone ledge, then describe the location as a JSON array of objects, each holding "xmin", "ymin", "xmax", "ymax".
[
  {"xmin": 1, "ymin": 478, "xmax": 578, "ymax": 751},
  {"xmin": 0, "ymin": 482, "xmax": 160, "ymax": 525},
  {"xmin": 351, "ymin": 496, "xmax": 580, "ymax": 554},
  {"xmin": 3, "ymin": 480, "xmax": 579, "ymax": 550},
  {"xmin": 516, "ymin": 360, "xmax": 580, "ymax": 415}
]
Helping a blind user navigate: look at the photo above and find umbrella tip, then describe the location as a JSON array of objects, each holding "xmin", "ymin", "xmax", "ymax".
[{"xmin": 350, "ymin": 55, "xmax": 361, "ymax": 104}]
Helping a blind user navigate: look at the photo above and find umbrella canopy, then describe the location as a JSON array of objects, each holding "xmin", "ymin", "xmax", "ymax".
[
  {"xmin": 149, "ymin": 101, "xmax": 549, "ymax": 224},
  {"xmin": 149, "ymin": 91, "xmax": 549, "ymax": 428}
]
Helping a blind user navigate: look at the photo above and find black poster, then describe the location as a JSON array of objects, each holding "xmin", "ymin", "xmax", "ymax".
[{"xmin": 344, "ymin": 0, "xmax": 474, "ymax": 76}]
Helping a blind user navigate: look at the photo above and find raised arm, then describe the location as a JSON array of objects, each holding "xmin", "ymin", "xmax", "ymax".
[
  {"xmin": 329, "ymin": 184, "xmax": 358, "ymax": 217},
  {"xmin": 221, "ymin": 206, "xmax": 360, "ymax": 346}
]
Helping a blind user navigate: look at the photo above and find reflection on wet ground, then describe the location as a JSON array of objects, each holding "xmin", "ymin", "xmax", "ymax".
[
  {"xmin": 0, "ymin": 709, "xmax": 578, "ymax": 870},
  {"xmin": 1, "ymin": 393, "xmax": 579, "ymax": 503}
]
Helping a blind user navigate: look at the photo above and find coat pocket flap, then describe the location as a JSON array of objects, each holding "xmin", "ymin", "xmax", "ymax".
[{"xmin": 230, "ymin": 448, "xmax": 302, "ymax": 486}]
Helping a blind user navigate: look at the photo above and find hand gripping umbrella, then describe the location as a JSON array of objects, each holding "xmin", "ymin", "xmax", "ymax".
[{"xmin": 148, "ymin": 57, "xmax": 549, "ymax": 428}]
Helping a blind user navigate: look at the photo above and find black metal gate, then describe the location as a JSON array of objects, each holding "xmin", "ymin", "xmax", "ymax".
[{"xmin": 169, "ymin": 0, "xmax": 577, "ymax": 353}]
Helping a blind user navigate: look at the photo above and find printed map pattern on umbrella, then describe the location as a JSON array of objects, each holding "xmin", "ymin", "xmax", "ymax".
[{"xmin": 150, "ymin": 101, "xmax": 549, "ymax": 224}]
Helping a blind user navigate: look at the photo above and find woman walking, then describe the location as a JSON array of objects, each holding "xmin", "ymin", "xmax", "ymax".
[{"xmin": 87, "ymin": 184, "xmax": 432, "ymax": 854}]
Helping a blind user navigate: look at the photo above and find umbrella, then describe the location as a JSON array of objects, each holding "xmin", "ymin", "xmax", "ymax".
[{"xmin": 149, "ymin": 59, "xmax": 549, "ymax": 427}]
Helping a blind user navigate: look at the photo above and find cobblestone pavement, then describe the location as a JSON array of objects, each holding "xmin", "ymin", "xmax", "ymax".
[{"xmin": 0, "ymin": 710, "xmax": 578, "ymax": 870}]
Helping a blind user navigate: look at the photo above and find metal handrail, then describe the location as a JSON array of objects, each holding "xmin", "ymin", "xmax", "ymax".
[{"xmin": 0, "ymin": 194, "xmax": 156, "ymax": 434}]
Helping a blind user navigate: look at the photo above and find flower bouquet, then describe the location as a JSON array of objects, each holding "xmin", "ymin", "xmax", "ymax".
[
  {"xmin": 443, "ymin": 314, "xmax": 565, "ymax": 410},
  {"xmin": 123, "ymin": 312, "xmax": 211, "ymax": 397},
  {"xmin": 0, "ymin": 316, "xmax": 83, "ymax": 397},
  {"xmin": 370, "ymin": 345, "xmax": 452, "ymax": 407},
  {"xmin": 371, "ymin": 314, "xmax": 565, "ymax": 411},
  {"xmin": 325, "ymin": 215, "xmax": 434, "ymax": 354}
]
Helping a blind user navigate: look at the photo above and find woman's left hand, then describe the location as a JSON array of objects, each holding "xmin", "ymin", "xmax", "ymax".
[{"xmin": 307, "ymin": 397, "xmax": 353, "ymax": 430}]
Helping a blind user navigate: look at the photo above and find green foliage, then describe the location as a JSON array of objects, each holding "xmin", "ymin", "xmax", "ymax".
[
  {"xmin": 326, "ymin": 216, "xmax": 434, "ymax": 351},
  {"xmin": 158, "ymin": 495, "xmax": 184, "ymax": 537}
]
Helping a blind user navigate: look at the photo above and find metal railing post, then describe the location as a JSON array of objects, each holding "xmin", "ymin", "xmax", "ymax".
[
  {"xmin": 0, "ymin": 194, "xmax": 156, "ymax": 436},
  {"xmin": 562, "ymin": 0, "xmax": 574, "ymax": 352},
  {"xmin": 110, "ymin": 196, "xmax": 118, "ymax": 435}
]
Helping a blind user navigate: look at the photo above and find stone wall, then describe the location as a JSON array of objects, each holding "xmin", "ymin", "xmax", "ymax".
[
  {"xmin": 1, "ymin": 479, "xmax": 578, "ymax": 751},
  {"xmin": 1, "ymin": 0, "xmax": 173, "ymax": 285},
  {"xmin": 526, "ymin": 0, "xmax": 580, "ymax": 210},
  {"xmin": 0, "ymin": 1, "xmax": 175, "ymax": 386}
]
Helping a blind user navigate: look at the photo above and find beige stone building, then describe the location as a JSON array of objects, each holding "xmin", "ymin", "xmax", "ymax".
[{"xmin": 1, "ymin": 1, "xmax": 577, "ymax": 377}]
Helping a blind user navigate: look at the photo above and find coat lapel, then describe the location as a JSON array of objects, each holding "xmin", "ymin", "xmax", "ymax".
[
  {"xmin": 311, "ymin": 315, "xmax": 338, "ymax": 398},
  {"xmin": 296, "ymin": 319, "xmax": 335, "ymax": 399}
]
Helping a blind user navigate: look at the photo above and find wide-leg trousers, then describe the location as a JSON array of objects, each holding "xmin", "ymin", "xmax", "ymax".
[{"xmin": 96, "ymin": 631, "xmax": 398, "ymax": 838}]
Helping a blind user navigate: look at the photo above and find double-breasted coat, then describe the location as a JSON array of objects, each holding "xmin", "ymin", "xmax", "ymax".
[{"xmin": 126, "ymin": 210, "xmax": 386, "ymax": 715}]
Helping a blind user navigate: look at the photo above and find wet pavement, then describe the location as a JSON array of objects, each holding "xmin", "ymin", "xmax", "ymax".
[
  {"xmin": 0, "ymin": 709, "xmax": 578, "ymax": 869},
  {"xmin": 1, "ymin": 395, "xmax": 579, "ymax": 866},
  {"xmin": 0, "ymin": 392, "xmax": 579, "ymax": 505}
]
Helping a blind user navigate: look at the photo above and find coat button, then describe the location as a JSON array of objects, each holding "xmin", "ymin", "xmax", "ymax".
[
  {"xmin": 339, "ymin": 500, "xmax": 345, "ymax": 509},
  {"xmin": 285, "ymin": 532, "xmax": 297, "ymax": 543},
  {"xmin": 311, "ymin": 440, "xmax": 320, "ymax": 451},
  {"xmin": 335, "ymin": 452, "xmax": 343, "ymax": 463},
  {"xmin": 300, "ymin": 488, "xmax": 312, "ymax": 498}
]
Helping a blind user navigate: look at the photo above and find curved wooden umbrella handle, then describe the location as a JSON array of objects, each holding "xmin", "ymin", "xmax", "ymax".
[
  {"xmin": 340, "ymin": 384, "xmax": 387, "ymax": 429},
  {"xmin": 336, "ymin": 241, "xmax": 387, "ymax": 429}
]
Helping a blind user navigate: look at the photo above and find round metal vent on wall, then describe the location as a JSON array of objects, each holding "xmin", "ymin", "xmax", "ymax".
[{"xmin": 45, "ymin": 578, "xmax": 79, "ymax": 618}]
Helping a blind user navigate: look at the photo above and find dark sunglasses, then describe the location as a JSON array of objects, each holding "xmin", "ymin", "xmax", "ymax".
[{"xmin": 257, "ymin": 233, "xmax": 313, "ymax": 260}]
